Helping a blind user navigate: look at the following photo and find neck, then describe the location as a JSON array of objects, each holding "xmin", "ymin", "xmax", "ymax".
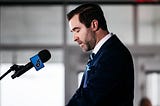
[{"xmin": 95, "ymin": 29, "xmax": 109, "ymax": 45}]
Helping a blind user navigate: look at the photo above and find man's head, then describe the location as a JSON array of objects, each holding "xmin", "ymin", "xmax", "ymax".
[
  {"xmin": 67, "ymin": 3, "xmax": 108, "ymax": 31},
  {"xmin": 67, "ymin": 3, "xmax": 109, "ymax": 52}
]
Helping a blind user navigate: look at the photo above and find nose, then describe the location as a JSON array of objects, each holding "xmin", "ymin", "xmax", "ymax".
[{"xmin": 73, "ymin": 34, "xmax": 79, "ymax": 42}]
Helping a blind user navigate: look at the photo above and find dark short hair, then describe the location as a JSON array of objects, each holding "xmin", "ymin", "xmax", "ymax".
[
  {"xmin": 139, "ymin": 97, "xmax": 152, "ymax": 106},
  {"xmin": 67, "ymin": 3, "xmax": 108, "ymax": 31}
]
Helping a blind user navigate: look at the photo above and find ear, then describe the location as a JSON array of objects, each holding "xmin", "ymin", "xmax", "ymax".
[{"xmin": 91, "ymin": 19, "xmax": 99, "ymax": 31}]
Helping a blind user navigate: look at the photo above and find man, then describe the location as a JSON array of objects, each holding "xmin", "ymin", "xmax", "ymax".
[{"xmin": 66, "ymin": 3, "xmax": 134, "ymax": 106}]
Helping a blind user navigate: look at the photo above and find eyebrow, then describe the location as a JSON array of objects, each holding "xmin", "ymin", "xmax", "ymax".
[{"xmin": 71, "ymin": 27, "xmax": 80, "ymax": 32}]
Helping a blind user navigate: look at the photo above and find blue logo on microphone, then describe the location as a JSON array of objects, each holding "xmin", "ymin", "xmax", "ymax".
[{"xmin": 30, "ymin": 54, "xmax": 44, "ymax": 71}]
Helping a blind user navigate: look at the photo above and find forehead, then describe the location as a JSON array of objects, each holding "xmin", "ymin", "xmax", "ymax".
[{"xmin": 69, "ymin": 14, "xmax": 81, "ymax": 29}]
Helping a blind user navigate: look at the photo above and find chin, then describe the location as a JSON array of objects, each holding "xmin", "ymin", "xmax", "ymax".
[
  {"xmin": 82, "ymin": 48, "xmax": 90, "ymax": 52},
  {"xmin": 80, "ymin": 48, "xmax": 87, "ymax": 52},
  {"xmin": 80, "ymin": 45, "xmax": 91, "ymax": 52},
  {"xmin": 82, "ymin": 49, "xmax": 87, "ymax": 52}
]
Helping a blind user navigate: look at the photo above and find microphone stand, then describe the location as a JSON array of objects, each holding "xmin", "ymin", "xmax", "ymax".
[{"xmin": 0, "ymin": 64, "xmax": 24, "ymax": 80}]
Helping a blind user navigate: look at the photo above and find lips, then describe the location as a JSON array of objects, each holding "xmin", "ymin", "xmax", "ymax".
[
  {"xmin": 78, "ymin": 42, "xmax": 84, "ymax": 48},
  {"xmin": 80, "ymin": 44, "xmax": 83, "ymax": 48},
  {"xmin": 77, "ymin": 41, "xmax": 82, "ymax": 45}
]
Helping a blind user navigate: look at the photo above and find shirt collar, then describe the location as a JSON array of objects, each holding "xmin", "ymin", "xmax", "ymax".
[{"xmin": 92, "ymin": 33, "xmax": 112, "ymax": 54}]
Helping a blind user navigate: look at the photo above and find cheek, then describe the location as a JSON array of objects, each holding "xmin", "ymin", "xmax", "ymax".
[
  {"xmin": 79, "ymin": 29, "xmax": 88, "ymax": 41},
  {"xmin": 79, "ymin": 28, "xmax": 93, "ymax": 43},
  {"xmin": 86, "ymin": 30, "xmax": 94, "ymax": 41},
  {"xmin": 87, "ymin": 31, "xmax": 96, "ymax": 47}
]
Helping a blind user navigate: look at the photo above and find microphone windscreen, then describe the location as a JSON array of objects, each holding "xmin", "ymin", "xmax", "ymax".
[{"xmin": 38, "ymin": 49, "xmax": 51, "ymax": 63}]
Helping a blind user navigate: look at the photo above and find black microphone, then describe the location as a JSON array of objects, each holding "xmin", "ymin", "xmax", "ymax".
[{"xmin": 11, "ymin": 49, "xmax": 51, "ymax": 79}]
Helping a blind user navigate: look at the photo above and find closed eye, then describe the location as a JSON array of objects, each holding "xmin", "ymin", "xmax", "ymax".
[
  {"xmin": 71, "ymin": 27, "xmax": 80, "ymax": 33},
  {"xmin": 75, "ymin": 29, "xmax": 80, "ymax": 33}
]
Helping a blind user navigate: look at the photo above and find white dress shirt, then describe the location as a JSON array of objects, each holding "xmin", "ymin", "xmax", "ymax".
[{"xmin": 92, "ymin": 33, "xmax": 112, "ymax": 54}]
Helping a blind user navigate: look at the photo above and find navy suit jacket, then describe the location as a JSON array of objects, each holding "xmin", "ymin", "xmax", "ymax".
[{"xmin": 66, "ymin": 34, "xmax": 134, "ymax": 106}]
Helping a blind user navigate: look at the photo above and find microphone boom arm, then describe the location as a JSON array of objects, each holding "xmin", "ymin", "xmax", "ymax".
[{"xmin": 0, "ymin": 64, "xmax": 24, "ymax": 80}]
